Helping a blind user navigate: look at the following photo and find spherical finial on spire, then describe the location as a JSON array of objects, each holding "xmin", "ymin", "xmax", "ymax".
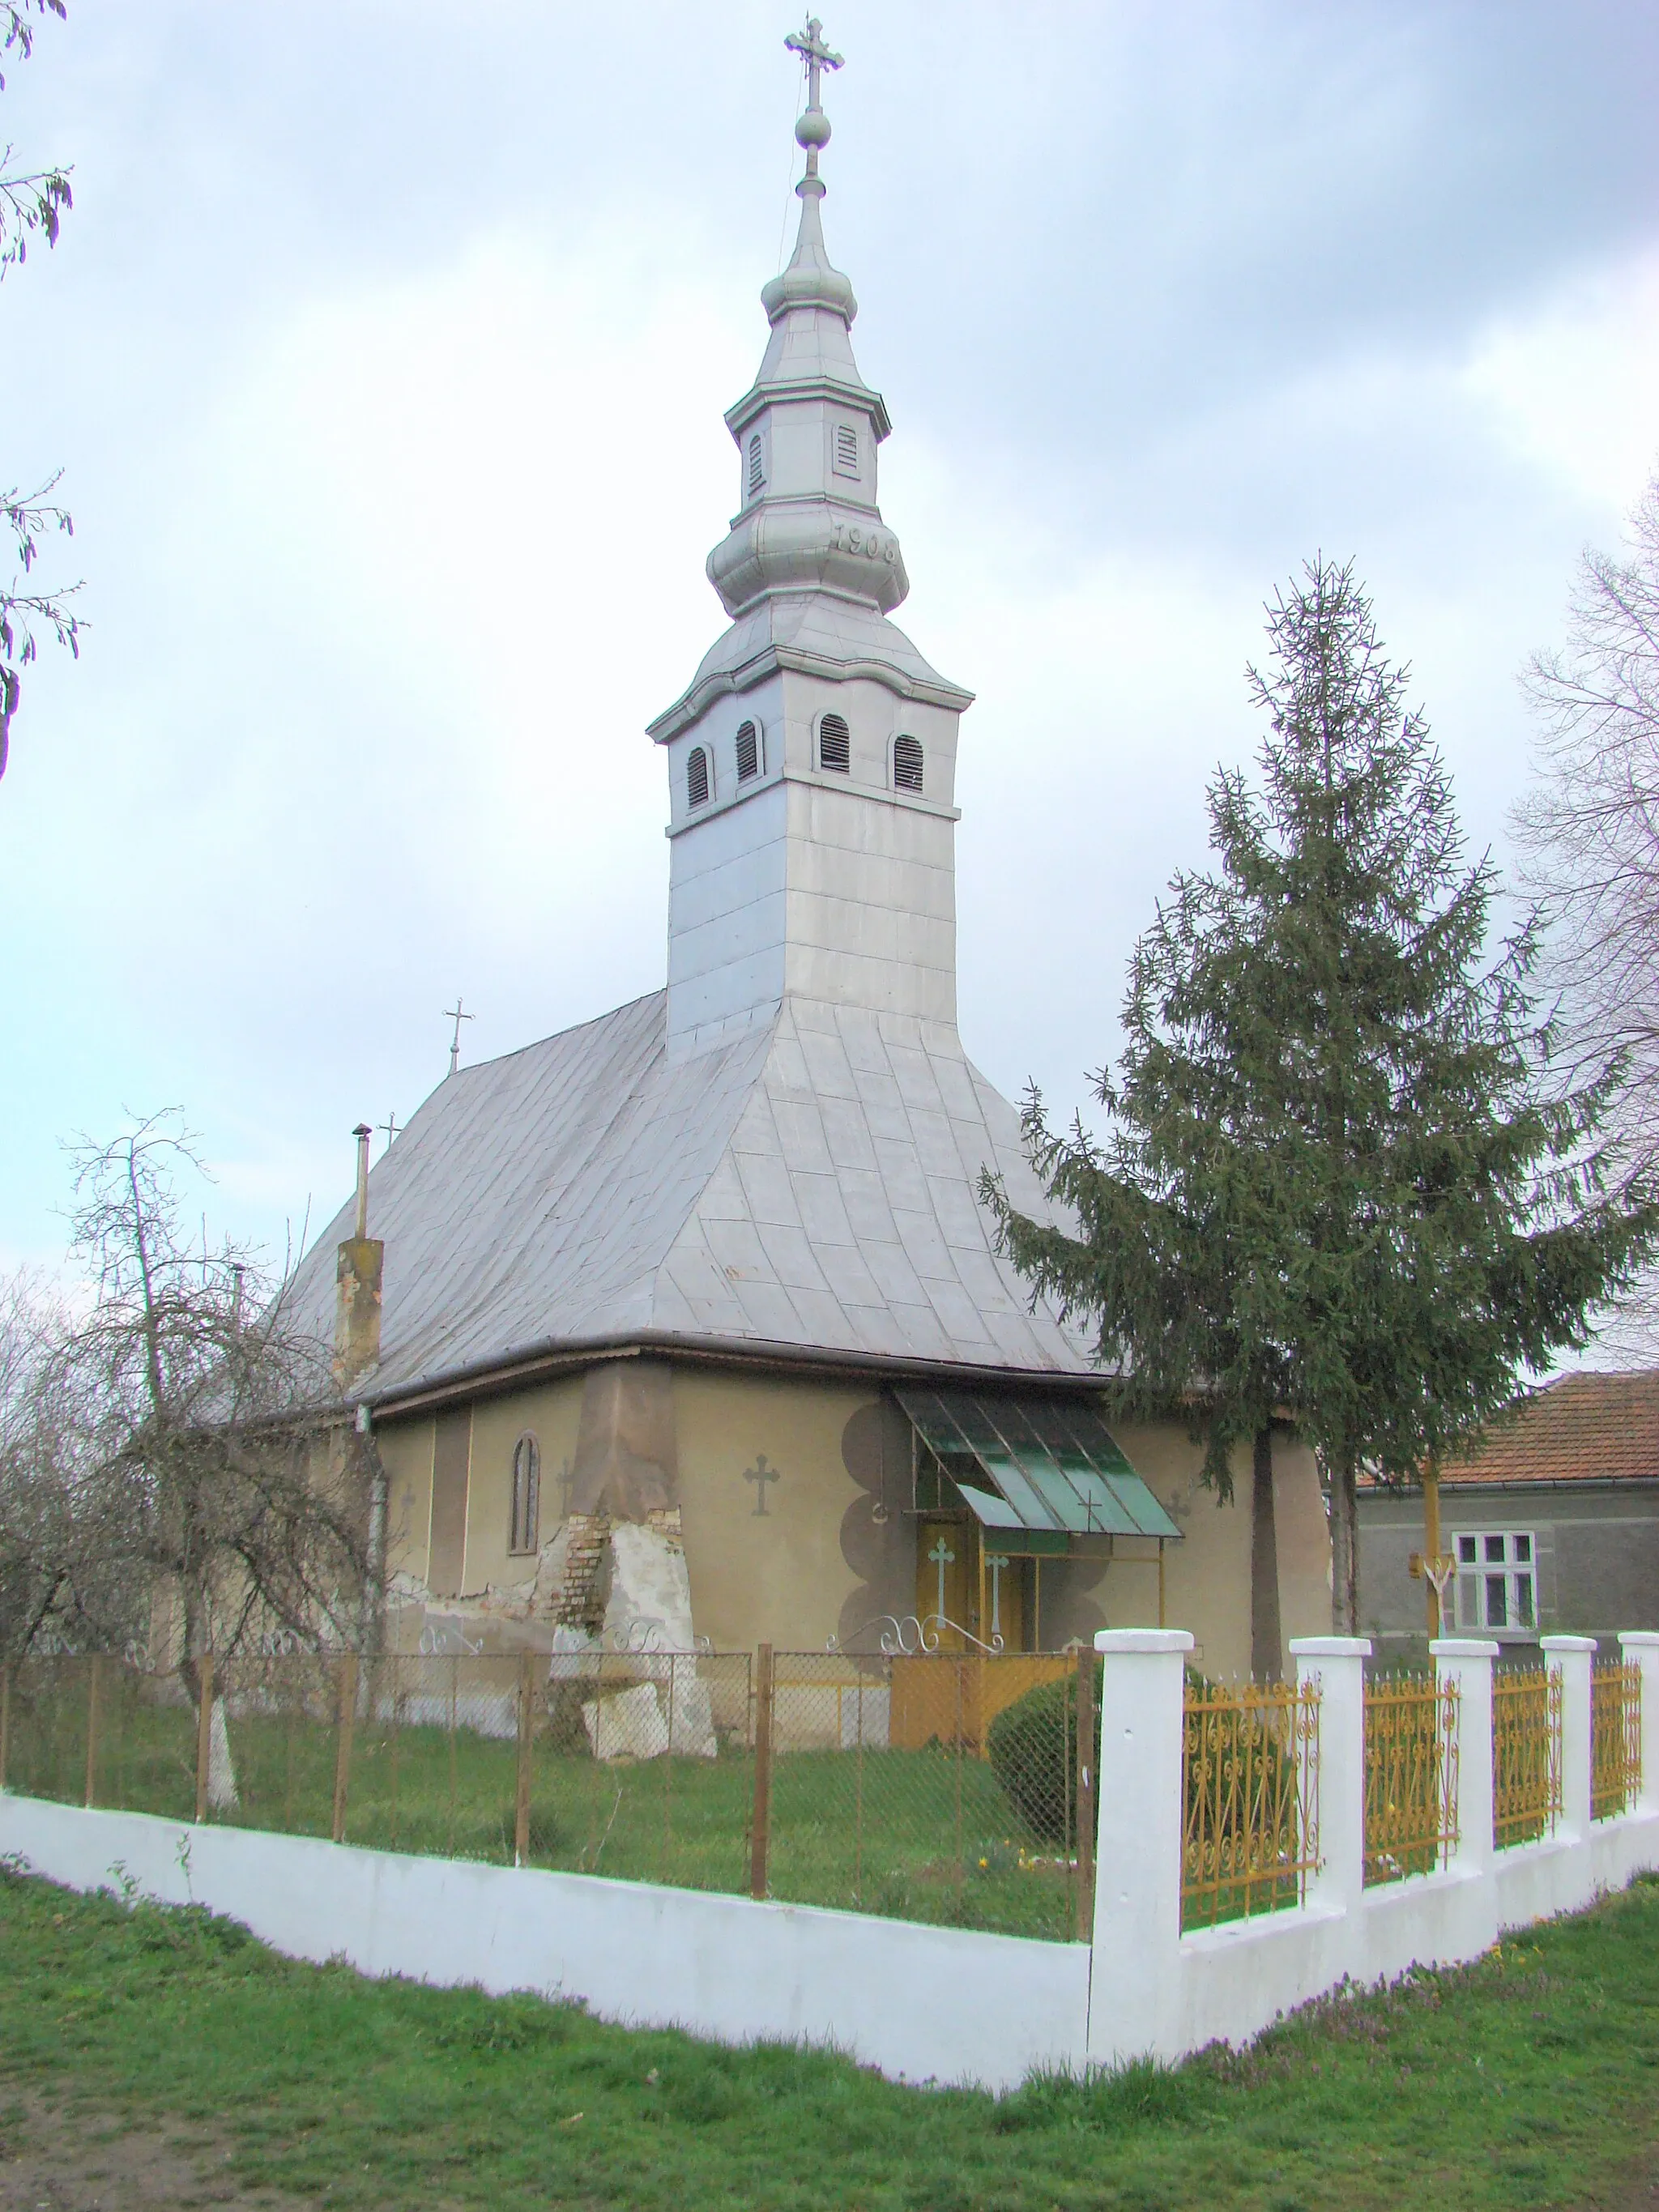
[{"xmin": 795, "ymin": 108, "xmax": 831, "ymax": 151}]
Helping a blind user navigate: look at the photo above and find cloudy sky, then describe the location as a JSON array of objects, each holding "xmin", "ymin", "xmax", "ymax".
[{"xmin": 3, "ymin": 0, "xmax": 1657, "ymax": 1306}]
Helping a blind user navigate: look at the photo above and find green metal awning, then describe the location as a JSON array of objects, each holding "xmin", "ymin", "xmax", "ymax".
[{"xmin": 896, "ymin": 1388, "xmax": 1182, "ymax": 1545}]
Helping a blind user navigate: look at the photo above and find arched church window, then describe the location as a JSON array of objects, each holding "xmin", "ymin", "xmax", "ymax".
[
  {"xmin": 748, "ymin": 434, "xmax": 765, "ymax": 498},
  {"xmin": 735, "ymin": 720, "xmax": 760, "ymax": 782},
  {"xmin": 818, "ymin": 713, "xmax": 851, "ymax": 774},
  {"xmin": 687, "ymin": 745, "xmax": 710, "ymax": 808},
  {"xmin": 510, "ymin": 1433, "xmax": 540, "ymax": 1555},
  {"xmin": 892, "ymin": 734, "xmax": 924, "ymax": 793},
  {"xmin": 834, "ymin": 424, "xmax": 859, "ymax": 476}
]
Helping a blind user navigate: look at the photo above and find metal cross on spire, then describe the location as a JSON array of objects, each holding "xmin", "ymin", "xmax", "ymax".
[
  {"xmin": 785, "ymin": 16, "xmax": 842, "ymax": 112},
  {"xmin": 443, "ymin": 997, "xmax": 474, "ymax": 1077}
]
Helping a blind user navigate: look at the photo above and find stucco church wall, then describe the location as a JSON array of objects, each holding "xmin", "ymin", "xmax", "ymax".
[
  {"xmin": 673, "ymin": 1369, "xmax": 901, "ymax": 1652},
  {"xmin": 1102, "ymin": 1427, "xmax": 1254, "ymax": 1680},
  {"xmin": 375, "ymin": 1417, "xmax": 435, "ymax": 1592},
  {"xmin": 372, "ymin": 1378, "xmax": 586, "ymax": 1628},
  {"xmin": 463, "ymin": 1379, "xmax": 586, "ymax": 1594}
]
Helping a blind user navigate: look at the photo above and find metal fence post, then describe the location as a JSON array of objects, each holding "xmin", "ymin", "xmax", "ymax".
[
  {"xmin": 332, "ymin": 1652, "xmax": 359, "ymax": 1843},
  {"xmin": 515, "ymin": 1648, "xmax": 535, "ymax": 1867},
  {"xmin": 1074, "ymin": 1645, "xmax": 1095, "ymax": 1941},
  {"xmin": 194, "ymin": 1652, "xmax": 216, "ymax": 1823},
  {"xmin": 83, "ymin": 1656, "xmax": 101, "ymax": 1809},
  {"xmin": 750, "ymin": 1643, "xmax": 774, "ymax": 1900}
]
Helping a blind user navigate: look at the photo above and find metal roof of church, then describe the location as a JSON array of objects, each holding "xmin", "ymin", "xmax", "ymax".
[{"xmin": 282, "ymin": 990, "xmax": 1098, "ymax": 1405}]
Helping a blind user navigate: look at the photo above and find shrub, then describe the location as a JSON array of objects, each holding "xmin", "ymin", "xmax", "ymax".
[{"xmin": 987, "ymin": 1666, "xmax": 1098, "ymax": 1848}]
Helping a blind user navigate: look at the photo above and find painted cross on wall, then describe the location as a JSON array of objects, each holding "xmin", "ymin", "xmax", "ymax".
[{"xmin": 744, "ymin": 1455, "xmax": 783, "ymax": 1516}]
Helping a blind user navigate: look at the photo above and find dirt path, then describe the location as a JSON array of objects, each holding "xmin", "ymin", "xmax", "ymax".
[{"xmin": 0, "ymin": 2088, "xmax": 313, "ymax": 2211}]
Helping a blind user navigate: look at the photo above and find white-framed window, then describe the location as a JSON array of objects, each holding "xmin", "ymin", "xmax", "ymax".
[
  {"xmin": 833, "ymin": 422, "xmax": 859, "ymax": 476},
  {"xmin": 1453, "ymin": 1528, "xmax": 1536, "ymax": 1633},
  {"xmin": 510, "ymin": 1433, "xmax": 541, "ymax": 1556}
]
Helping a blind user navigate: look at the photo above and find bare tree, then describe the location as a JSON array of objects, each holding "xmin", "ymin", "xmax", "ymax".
[
  {"xmin": 0, "ymin": 1268, "xmax": 136, "ymax": 1660},
  {"xmin": 1513, "ymin": 468, "xmax": 1659, "ymax": 1344},
  {"xmin": 0, "ymin": 1113, "xmax": 382, "ymax": 1800},
  {"xmin": 1, "ymin": 1, "xmax": 80, "ymax": 780}
]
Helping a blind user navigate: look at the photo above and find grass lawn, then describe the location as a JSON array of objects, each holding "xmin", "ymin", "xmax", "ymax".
[{"xmin": 2, "ymin": 1859, "xmax": 1658, "ymax": 2210}]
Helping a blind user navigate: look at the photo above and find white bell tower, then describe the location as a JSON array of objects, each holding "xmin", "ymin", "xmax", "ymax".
[{"xmin": 648, "ymin": 19, "xmax": 973, "ymax": 1057}]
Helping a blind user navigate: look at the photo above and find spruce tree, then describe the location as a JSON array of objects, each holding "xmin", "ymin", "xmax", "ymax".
[{"xmin": 986, "ymin": 560, "xmax": 1659, "ymax": 1632}]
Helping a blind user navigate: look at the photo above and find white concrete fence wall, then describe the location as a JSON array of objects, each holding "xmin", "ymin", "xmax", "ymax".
[
  {"xmin": 1084, "ymin": 1626, "xmax": 1659, "ymax": 2070},
  {"xmin": 5, "ymin": 1628, "xmax": 1659, "ymax": 2091}
]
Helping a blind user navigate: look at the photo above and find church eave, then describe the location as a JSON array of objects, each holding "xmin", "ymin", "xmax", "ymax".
[
  {"xmin": 724, "ymin": 376, "xmax": 893, "ymax": 444},
  {"xmin": 356, "ymin": 1327, "xmax": 1107, "ymax": 1423},
  {"xmin": 647, "ymin": 635, "xmax": 975, "ymax": 744}
]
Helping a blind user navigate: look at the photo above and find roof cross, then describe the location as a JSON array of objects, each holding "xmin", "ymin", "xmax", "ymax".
[
  {"xmin": 443, "ymin": 997, "xmax": 474, "ymax": 1077},
  {"xmin": 785, "ymin": 16, "xmax": 842, "ymax": 112},
  {"xmin": 377, "ymin": 1110, "xmax": 399, "ymax": 1153}
]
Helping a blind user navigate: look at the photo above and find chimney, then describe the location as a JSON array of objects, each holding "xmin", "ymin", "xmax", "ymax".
[{"xmin": 334, "ymin": 1123, "xmax": 384, "ymax": 1392}]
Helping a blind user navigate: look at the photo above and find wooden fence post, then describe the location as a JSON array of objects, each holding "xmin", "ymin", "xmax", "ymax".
[
  {"xmin": 750, "ymin": 1643, "xmax": 774, "ymax": 1901},
  {"xmin": 0, "ymin": 1663, "xmax": 11, "ymax": 1793},
  {"xmin": 332, "ymin": 1652, "xmax": 359, "ymax": 1843},
  {"xmin": 83, "ymin": 1656, "xmax": 101, "ymax": 1809},
  {"xmin": 515, "ymin": 1649, "xmax": 535, "ymax": 1867},
  {"xmin": 194, "ymin": 1652, "xmax": 216, "ymax": 1823},
  {"xmin": 1075, "ymin": 1643, "xmax": 1096, "ymax": 1941}
]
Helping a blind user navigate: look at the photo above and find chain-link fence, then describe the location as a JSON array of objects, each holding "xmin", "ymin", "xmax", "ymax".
[
  {"xmin": 2, "ymin": 1656, "xmax": 198, "ymax": 1821},
  {"xmin": 758, "ymin": 1651, "xmax": 1092, "ymax": 1940},
  {"xmin": 0, "ymin": 1646, "xmax": 1101, "ymax": 1941}
]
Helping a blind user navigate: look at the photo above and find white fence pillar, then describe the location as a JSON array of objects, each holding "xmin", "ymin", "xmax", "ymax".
[
  {"xmin": 1085, "ymin": 1628, "xmax": 1192, "ymax": 2068},
  {"xmin": 1432, "ymin": 1637, "xmax": 1498, "ymax": 1954},
  {"xmin": 1541, "ymin": 1634, "xmax": 1595, "ymax": 1840},
  {"xmin": 1617, "ymin": 1633, "xmax": 1659, "ymax": 1815},
  {"xmin": 1289, "ymin": 1638, "xmax": 1370, "ymax": 1945}
]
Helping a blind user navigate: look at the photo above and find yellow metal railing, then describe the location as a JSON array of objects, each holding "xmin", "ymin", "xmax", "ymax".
[
  {"xmin": 1492, "ymin": 1665, "xmax": 1562, "ymax": 1849},
  {"xmin": 1592, "ymin": 1660, "xmax": 1642, "ymax": 1822},
  {"xmin": 1364, "ymin": 1673, "xmax": 1459, "ymax": 1885},
  {"xmin": 1181, "ymin": 1678, "xmax": 1320, "ymax": 1929}
]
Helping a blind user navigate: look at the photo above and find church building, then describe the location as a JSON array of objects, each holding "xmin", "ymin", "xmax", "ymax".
[{"xmin": 284, "ymin": 24, "xmax": 1331, "ymax": 1681}]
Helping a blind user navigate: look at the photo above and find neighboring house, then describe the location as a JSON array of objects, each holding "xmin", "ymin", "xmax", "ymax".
[
  {"xmin": 1358, "ymin": 1371, "xmax": 1659, "ymax": 1656},
  {"xmin": 277, "ymin": 57, "xmax": 1333, "ymax": 1682}
]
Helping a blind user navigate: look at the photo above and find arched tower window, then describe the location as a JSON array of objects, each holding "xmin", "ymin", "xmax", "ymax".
[
  {"xmin": 748, "ymin": 433, "xmax": 765, "ymax": 498},
  {"xmin": 510, "ymin": 1433, "xmax": 540, "ymax": 1555},
  {"xmin": 892, "ymin": 735, "xmax": 924, "ymax": 793},
  {"xmin": 817, "ymin": 713, "xmax": 851, "ymax": 774},
  {"xmin": 735, "ymin": 720, "xmax": 760, "ymax": 782},
  {"xmin": 686, "ymin": 745, "xmax": 710, "ymax": 808}
]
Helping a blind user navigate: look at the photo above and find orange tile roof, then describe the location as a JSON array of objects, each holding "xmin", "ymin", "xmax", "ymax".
[{"xmin": 1440, "ymin": 1370, "xmax": 1659, "ymax": 1486}]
